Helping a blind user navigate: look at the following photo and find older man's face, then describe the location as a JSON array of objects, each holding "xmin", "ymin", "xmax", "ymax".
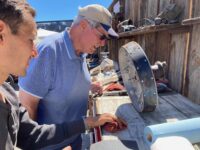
[
  {"xmin": 78, "ymin": 21, "xmax": 108, "ymax": 54},
  {"xmin": 1, "ymin": 14, "xmax": 37, "ymax": 77}
]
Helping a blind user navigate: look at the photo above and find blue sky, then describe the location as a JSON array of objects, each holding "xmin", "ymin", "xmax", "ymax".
[{"xmin": 27, "ymin": 0, "xmax": 113, "ymax": 21}]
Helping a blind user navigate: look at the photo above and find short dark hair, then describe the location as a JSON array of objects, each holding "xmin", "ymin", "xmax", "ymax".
[{"xmin": 0, "ymin": 0, "xmax": 36, "ymax": 34}]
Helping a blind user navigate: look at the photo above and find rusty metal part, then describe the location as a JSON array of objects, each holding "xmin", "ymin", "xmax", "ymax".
[{"xmin": 118, "ymin": 41, "xmax": 158, "ymax": 112}]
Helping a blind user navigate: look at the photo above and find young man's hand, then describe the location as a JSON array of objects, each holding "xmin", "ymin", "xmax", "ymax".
[
  {"xmin": 85, "ymin": 113, "xmax": 127, "ymax": 129},
  {"xmin": 62, "ymin": 146, "xmax": 72, "ymax": 150}
]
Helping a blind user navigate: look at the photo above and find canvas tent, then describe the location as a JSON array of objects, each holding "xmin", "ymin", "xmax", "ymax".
[{"xmin": 35, "ymin": 28, "xmax": 58, "ymax": 43}]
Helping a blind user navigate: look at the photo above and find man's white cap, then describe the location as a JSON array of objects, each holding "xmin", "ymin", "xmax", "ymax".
[{"xmin": 78, "ymin": 4, "xmax": 118, "ymax": 38}]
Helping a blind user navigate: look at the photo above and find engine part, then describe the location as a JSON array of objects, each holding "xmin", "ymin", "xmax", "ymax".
[{"xmin": 118, "ymin": 41, "xmax": 158, "ymax": 112}]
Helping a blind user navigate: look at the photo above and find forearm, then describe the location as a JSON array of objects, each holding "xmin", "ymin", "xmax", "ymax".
[
  {"xmin": 22, "ymin": 104, "xmax": 37, "ymax": 120},
  {"xmin": 17, "ymin": 106, "xmax": 85, "ymax": 150},
  {"xmin": 18, "ymin": 89, "xmax": 39, "ymax": 121}
]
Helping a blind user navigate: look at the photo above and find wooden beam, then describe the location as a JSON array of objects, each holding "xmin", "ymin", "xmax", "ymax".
[
  {"xmin": 118, "ymin": 24, "xmax": 191, "ymax": 38},
  {"xmin": 108, "ymin": 0, "xmax": 119, "ymax": 12},
  {"xmin": 182, "ymin": 17, "xmax": 200, "ymax": 25}
]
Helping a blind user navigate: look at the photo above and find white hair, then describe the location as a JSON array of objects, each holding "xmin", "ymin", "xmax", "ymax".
[{"xmin": 71, "ymin": 15, "xmax": 100, "ymax": 28}]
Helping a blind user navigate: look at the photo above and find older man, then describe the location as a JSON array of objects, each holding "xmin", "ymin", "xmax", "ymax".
[
  {"xmin": 18, "ymin": 4, "xmax": 119, "ymax": 150},
  {"xmin": 0, "ymin": 1, "xmax": 123, "ymax": 150}
]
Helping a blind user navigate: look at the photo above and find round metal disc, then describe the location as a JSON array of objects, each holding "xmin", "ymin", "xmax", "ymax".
[{"xmin": 118, "ymin": 41, "xmax": 158, "ymax": 112}]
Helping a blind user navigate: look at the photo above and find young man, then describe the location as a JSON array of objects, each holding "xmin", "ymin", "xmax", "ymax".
[
  {"xmin": 0, "ymin": 1, "xmax": 124, "ymax": 150},
  {"xmin": 18, "ymin": 4, "xmax": 120, "ymax": 150}
]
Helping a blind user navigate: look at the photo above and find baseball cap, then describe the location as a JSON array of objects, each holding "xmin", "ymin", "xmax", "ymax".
[{"xmin": 78, "ymin": 4, "xmax": 119, "ymax": 39}]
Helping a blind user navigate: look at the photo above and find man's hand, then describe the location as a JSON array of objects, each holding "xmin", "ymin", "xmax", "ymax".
[
  {"xmin": 90, "ymin": 82, "xmax": 103, "ymax": 95},
  {"xmin": 62, "ymin": 146, "xmax": 72, "ymax": 150},
  {"xmin": 85, "ymin": 113, "xmax": 126, "ymax": 129}
]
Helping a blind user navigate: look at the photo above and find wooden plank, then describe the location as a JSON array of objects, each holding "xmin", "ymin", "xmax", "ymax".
[
  {"xmin": 168, "ymin": 25, "xmax": 191, "ymax": 34},
  {"xmin": 161, "ymin": 93, "xmax": 200, "ymax": 118},
  {"xmin": 124, "ymin": 0, "xmax": 139, "ymax": 26},
  {"xmin": 140, "ymin": 96, "xmax": 187, "ymax": 125},
  {"xmin": 139, "ymin": 0, "xmax": 148, "ymax": 26},
  {"xmin": 117, "ymin": 39, "xmax": 126, "ymax": 61},
  {"xmin": 168, "ymin": 33, "xmax": 188, "ymax": 92},
  {"xmin": 192, "ymin": 0, "xmax": 200, "ymax": 18},
  {"xmin": 158, "ymin": 0, "xmax": 190, "ymax": 21},
  {"xmin": 136, "ymin": 35, "xmax": 146, "ymax": 51},
  {"xmin": 187, "ymin": 24, "xmax": 200, "ymax": 103},
  {"xmin": 173, "ymin": 0, "xmax": 190, "ymax": 20},
  {"xmin": 136, "ymin": 33, "xmax": 157, "ymax": 64},
  {"xmin": 154, "ymin": 31, "xmax": 170, "ymax": 68},
  {"xmin": 159, "ymin": 0, "xmax": 170, "ymax": 13},
  {"xmin": 118, "ymin": 24, "xmax": 190, "ymax": 38},
  {"xmin": 108, "ymin": 39, "xmax": 118, "ymax": 61},
  {"xmin": 146, "ymin": 0, "xmax": 158, "ymax": 19},
  {"xmin": 144, "ymin": 33, "xmax": 157, "ymax": 64},
  {"xmin": 182, "ymin": 17, "xmax": 200, "ymax": 25}
]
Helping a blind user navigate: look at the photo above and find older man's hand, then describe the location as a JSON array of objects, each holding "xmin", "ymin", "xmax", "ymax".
[{"xmin": 90, "ymin": 82, "xmax": 103, "ymax": 95}]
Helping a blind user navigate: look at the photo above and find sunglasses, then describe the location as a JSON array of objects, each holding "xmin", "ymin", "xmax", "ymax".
[
  {"xmin": 99, "ymin": 34, "xmax": 110, "ymax": 40},
  {"xmin": 94, "ymin": 28, "xmax": 110, "ymax": 41}
]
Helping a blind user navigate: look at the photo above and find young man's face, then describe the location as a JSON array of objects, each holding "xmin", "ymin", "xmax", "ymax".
[{"xmin": 1, "ymin": 14, "xmax": 37, "ymax": 76}]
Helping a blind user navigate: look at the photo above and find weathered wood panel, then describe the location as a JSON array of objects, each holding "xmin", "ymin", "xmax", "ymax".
[
  {"xmin": 159, "ymin": 0, "xmax": 171, "ymax": 13},
  {"xmin": 187, "ymin": 24, "xmax": 200, "ymax": 103},
  {"xmin": 154, "ymin": 32, "xmax": 171, "ymax": 64},
  {"xmin": 146, "ymin": 0, "xmax": 158, "ymax": 19},
  {"xmin": 125, "ymin": 0, "xmax": 158, "ymax": 26},
  {"xmin": 136, "ymin": 35, "xmax": 145, "ymax": 50},
  {"xmin": 168, "ymin": 33, "xmax": 188, "ymax": 92},
  {"xmin": 161, "ymin": 93, "xmax": 200, "ymax": 118},
  {"xmin": 139, "ymin": 0, "xmax": 148, "ymax": 25},
  {"xmin": 183, "ymin": 17, "xmax": 200, "ymax": 25},
  {"xmin": 144, "ymin": 33, "xmax": 157, "ymax": 64},
  {"xmin": 125, "ymin": 0, "xmax": 139, "ymax": 25},
  {"xmin": 134, "ymin": 34, "xmax": 157, "ymax": 64},
  {"xmin": 192, "ymin": 0, "xmax": 200, "ymax": 17},
  {"xmin": 108, "ymin": 39, "xmax": 118, "ymax": 61},
  {"xmin": 173, "ymin": 0, "xmax": 191, "ymax": 19},
  {"xmin": 159, "ymin": 0, "xmax": 190, "ymax": 20},
  {"xmin": 115, "ymin": 38, "xmax": 124, "ymax": 61},
  {"xmin": 140, "ymin": 96, "xmax": 187, "ymax": 125}
]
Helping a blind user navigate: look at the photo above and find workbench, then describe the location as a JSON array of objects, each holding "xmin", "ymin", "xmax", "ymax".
[{"xmin": 93, "ymin": 92, "xmax": 200, "ymax": 150}]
